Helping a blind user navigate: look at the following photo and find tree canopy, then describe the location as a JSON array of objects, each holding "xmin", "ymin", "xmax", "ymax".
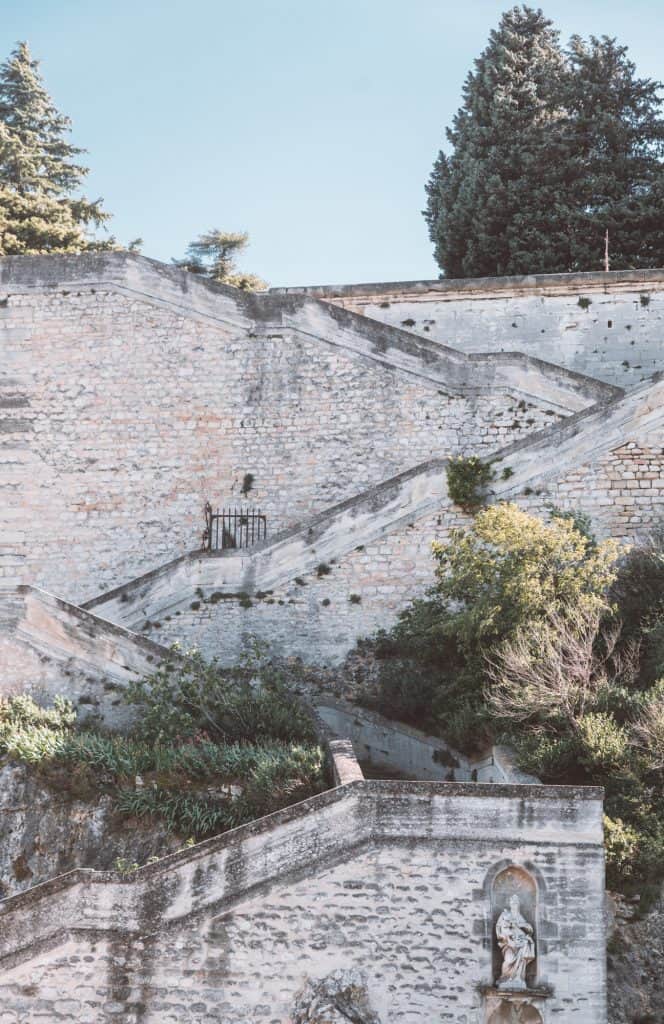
[
  {"xmin": 0, "ymin": 41, "xmax": 114, "ymax": 255},
  {"xmin": 424, "ymin": 6, "xmax": 664, "ymax": 278},
  {"xmin": 173, "ymin": 229, "xmax": 267, "ymax": 290}
]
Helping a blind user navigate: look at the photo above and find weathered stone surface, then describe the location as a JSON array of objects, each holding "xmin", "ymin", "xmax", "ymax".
[
  {"xmin": 1, "ymin": 253, "xmax": 600, "ymax": 604},
  {"xmin": 293, "ymin": 968, "xmax": 380, "ymax": 1023},
  {"xmin": 0, "ymin": 780, "xmax": 606, "ymax": 1023},
  {"xmin": 0, "ymin": 762, "xmax": 178, "ymax": 897},
  {"xmin": 607, "ymin": 892, "xmax": 664, "ymax": 1024},
  {"xmin": 282, "ymin": 268, "xmax": 664, "ymax": 389}
]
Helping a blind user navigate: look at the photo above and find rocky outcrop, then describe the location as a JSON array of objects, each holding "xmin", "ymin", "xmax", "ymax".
[
  {"xmin": 607, "ymin": 892, "xmax": 664, "ymax": 1024},
  {"xmin": 0, "ymin": 762, "xmax": 177, "ymax": 896}
]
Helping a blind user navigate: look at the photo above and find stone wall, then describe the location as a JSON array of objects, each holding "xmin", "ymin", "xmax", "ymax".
[
  {"xmin": 0, "ymin": 763, "xmax": 179, "ymax": 898},
  {"xmin": 0, "ymin": 779, "xmax": 606, "ymax": 1024},
  {"xmin": 276, "ymin": 268, "xmax": 664, "ymax": 389},
  {"xmin": 84, "ymin": 377, "xmax": 664, "ymax": 667},
  {"xmin": 0, "ymin": 586, "xmax": 166, "ymax": 727},
  {"xmin": 1, "ymin": 254, "xmax": 603, "ymax": 605}
]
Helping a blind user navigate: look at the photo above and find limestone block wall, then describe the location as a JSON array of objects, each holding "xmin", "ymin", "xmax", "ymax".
[
  {"xmin": 82, "ymin": 377, "xmax": 664, "ymax": 668},
  {"xmin": 1, "ymin": 254, "xmax": 595, "ymax": 605},
  {"xmin": 276, "ymin": 268, "xmax": 664, "ymax": 388},
  {"xmin": 0, "ymin": 780, "xmax": 606, "ymax": 1024},
  {"xmin": 0, "ymin": 586, "xmax": 167, "ymax": 727}
]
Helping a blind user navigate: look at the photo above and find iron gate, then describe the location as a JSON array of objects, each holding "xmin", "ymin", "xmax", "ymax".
[{"xmin": 203, "ymin": 502, "xmax": 267, "ymax": 551}]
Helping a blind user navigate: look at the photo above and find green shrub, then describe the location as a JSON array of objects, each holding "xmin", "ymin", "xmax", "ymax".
[
  {"xmin": 358, "ymin": 506, "xmax": 664, "ymax": 888},
  {"xmin": 604, "ymin": 816, "xmax": 640, "ymax": 887},
  {"xmin": 124, "ymin": 641, "xmax": 316, "ymax": 746},
  {"xmin": 445, "ymin": 455, "xmax": 494, "ymax": 511},
  {"xmin": 0, "ymin": 644, "xmax": 327, "ymax": 842}
]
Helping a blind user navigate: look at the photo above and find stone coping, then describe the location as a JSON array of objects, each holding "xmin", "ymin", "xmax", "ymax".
[
  {"xmin": 270, "ymin": 266, "xmax": 664, "ymax": 299},
  {"xmin": 0, "ymin": 253, "xmax": 617, "ymax": 409}
]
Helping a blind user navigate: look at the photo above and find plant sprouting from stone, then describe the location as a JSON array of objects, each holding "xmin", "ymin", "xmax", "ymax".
[
  {"xmin": 173, "ymin": 229, "xmax": 267, "ymax": 291},
  {"xmin": 446, "ymin": 455, "xmax": 495, "ymax": 511}
]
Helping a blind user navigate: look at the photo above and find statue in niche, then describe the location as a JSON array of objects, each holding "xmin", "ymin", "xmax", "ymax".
[{"xmin": 495, "ymin": 895, "xmax": 536, "ymax": 990}]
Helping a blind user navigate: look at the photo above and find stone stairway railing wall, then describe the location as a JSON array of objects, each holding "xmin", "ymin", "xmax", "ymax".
[
  {"xmin": 77, "ymin": 376, "xmax": 664, "ymax": 666},
  {"xmin": 0, "ymin": 253, "xmax": 615, "ymax": 605},
  {"xmin": 0, "ymin": 778, "xmax": 606, "ymax": 1023},
  {"xmin": 0, "ymin": 586, "xmax": 168, "ymax": 727},
  {"xmin": 3, "ymin": 375, "xmax": 662, "ymax": 688},
  {"xmin": 274, "ymin": 267, "xmax": 664, "ymax": 389}
]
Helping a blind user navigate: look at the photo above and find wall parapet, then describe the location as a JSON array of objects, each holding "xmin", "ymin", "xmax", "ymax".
[
  {"xmin": 0, "ymin": 777, "xmax": 603, "ymax": 970},
  {"xmin": 270, "ymin": 266, "xmax": 664, "ymax": 301},
  {"xmin": 0, "ymin": 252, "xmax": 617, "ymax": 409}
]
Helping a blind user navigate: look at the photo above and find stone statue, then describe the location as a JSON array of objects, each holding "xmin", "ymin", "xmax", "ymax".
[{"xmin": 495, "ymin": 895, "xmax": 536, "ymax": 990}]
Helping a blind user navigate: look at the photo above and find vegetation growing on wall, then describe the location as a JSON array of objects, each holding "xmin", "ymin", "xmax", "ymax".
[
  {"xmin": 445, "ymin": 455, "xmax": 494, "ymax": 511},
  {"xmin": 359, "ymin": 504, "xmax": 664, "ymax": 890},
  {"xmin": 0, "ymin": 644, "xmax": 325, "ymax": 841},
  {"xmin": 173, "ymin": 229, "xmax": 267, "ymax": 291}
]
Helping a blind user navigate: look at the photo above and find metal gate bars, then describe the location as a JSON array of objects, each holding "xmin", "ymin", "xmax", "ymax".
[{"xmin": 203, "ymin": 502, "xmax": 267, "ymax": 551}]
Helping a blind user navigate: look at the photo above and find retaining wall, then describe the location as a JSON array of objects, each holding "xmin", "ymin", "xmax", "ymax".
[
  {"xmin": 0, "ymin": 779, "xmax": 605, "ymax": 1024},
  {"xmin": 276, "ymin": 268, "xmax": 664, "ymax": 388},
  {"xmin": 0, "ymin": 254, "xmax": 603, "ymax": 603}
]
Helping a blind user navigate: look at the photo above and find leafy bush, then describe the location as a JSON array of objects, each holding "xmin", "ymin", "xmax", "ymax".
[
  {"xmin": 445, "ymin": 455, "xmax": 494, "ymax": 511},
  {"xmin": 362, "ymin": 504, "xmax": 618, "ymax": 749},
  {"xmin": 0, "ymin": 644, "xmax": 326, "ymax": 842},
  {"xmin": 361, "ymin": 504, "xmax": 664, "ymax": 889},
  {"xmin": 124, "ymin": 641, "xmax": 316, "ymax": 746}
]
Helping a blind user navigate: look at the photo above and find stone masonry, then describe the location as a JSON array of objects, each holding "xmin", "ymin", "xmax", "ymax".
[{"xmin": 0, "ymin": 780, "xmax": 606, "ymax": 1024}]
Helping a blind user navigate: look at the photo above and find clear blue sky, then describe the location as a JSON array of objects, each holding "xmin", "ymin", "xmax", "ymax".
[{"xmin": 3, "ymin": 0, "xmax": 662, "ymax": 286}]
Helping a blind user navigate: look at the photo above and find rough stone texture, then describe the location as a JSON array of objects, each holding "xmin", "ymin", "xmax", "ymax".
[
  {"xmin": 0, "ymin": 763, "xmax": 179, "ymax": 897},
  {"xmin": 0, "ymin": 586, "xmax": 167, "ymax": 727},
  {"xmin": 606, "ymin": 893, "xmax": 664, "ymax": 1024},
  {"xmin": 1, "ymin": 253, "xmax": 601, "ymax": 604},
  {"xmin": 0, "ymin": 780, "xmax": 606, "ymax": 1024},
  {"xmin": 293, "ymin": 968, "xmax": 380, "ymax": 1023},
  {"xmin": 278, "ymin": 269, "xmax": 664, "ymax": 389},
  {"xmin": 78, "ymin": 377, "xmax": 664, "ymax": 668}
]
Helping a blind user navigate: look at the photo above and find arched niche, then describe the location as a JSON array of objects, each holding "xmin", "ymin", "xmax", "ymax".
[
  {"xmin": 491, "ymin": 865, "xmax": 538, "ymax": 988},
  {"xmin": 488, "ymin": 1001, "xmax": 543, "ymax": 1024}
]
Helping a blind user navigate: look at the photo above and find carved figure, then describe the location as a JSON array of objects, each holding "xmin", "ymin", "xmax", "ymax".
[{"xmin": 495, "ymin": 895, "xmax": 536, "ymax": 990}]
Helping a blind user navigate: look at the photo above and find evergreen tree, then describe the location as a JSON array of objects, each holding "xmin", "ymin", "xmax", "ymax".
[
  {"xmin": 425, "ymin": 8, "xmax": 664, "ymax": 277},
  {"xmin": 0, "ymin": 41, "xmax": 113, "ymax": 255},
  {"xmin": 564, "ymin": 35, "xmax": 664, "ymax": 270},
  {"xmin": 425, "ymin": 6, "xmax": 569, "ymax": 278},
  {"xmin": 174, "ymin": 229, "xmax": 267, "ymax": 290}
]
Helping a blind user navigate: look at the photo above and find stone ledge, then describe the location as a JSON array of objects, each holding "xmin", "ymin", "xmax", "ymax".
[{"xmin": 271, "ymin": 266, "xmax": 664, "ymax": 299}]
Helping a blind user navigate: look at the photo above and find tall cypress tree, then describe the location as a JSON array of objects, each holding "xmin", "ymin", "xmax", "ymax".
[
  {"xmin": 564, "ymin": 35, "xmax": 664, "ymax": 270},
  {"xmin": 425, "ymin": 8, "xmax": 664, "ymax": 278},
  {"xmin": 0, "ymin": 41, "xmax": 113, "ymax": 255},
  {"xmin": 425, "ymin": 6, "xmax": 568, "ymax": 279}
]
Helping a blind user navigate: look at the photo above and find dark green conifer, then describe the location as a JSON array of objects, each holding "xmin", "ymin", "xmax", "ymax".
[
  {"xmin": 0, "ymin": 41, "xmax": 113, "ymax": 255},
  {"xmin": 425, "ymin": 8, "xmax": 664, "ymax": 277}
]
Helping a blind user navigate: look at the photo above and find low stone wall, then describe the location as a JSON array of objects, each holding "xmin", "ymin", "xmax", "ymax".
[
  {"xmin": 317, "ymin": 699, "xmax": 541, "ymax": 786},
  {"xmin": 277, "ymin": 267, "xmax": 664, "ymax": 389},
  {"xmin": 0, "ymin": 778, "xmax": 606, "ymax": 1024},
  {"xmin": 0, "ymin": 586, "xmax": 167, "ymax": 727}
]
